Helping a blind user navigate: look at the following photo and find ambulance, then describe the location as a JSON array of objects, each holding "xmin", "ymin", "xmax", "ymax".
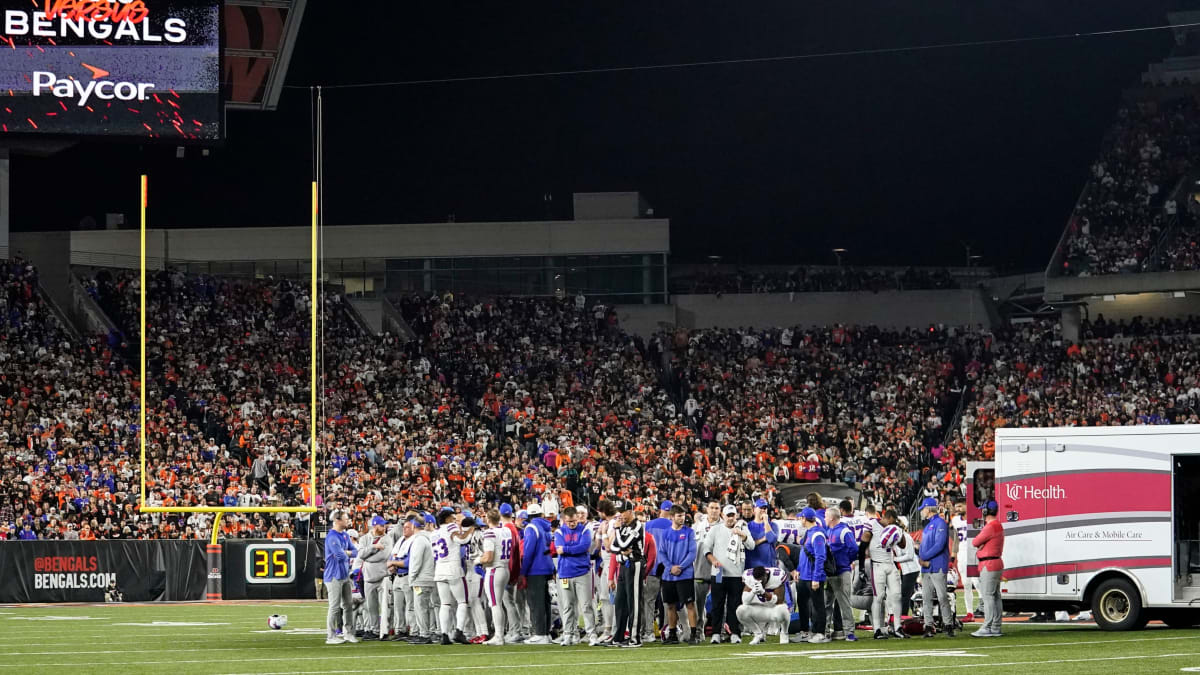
[{"xmin": 972, "ymin": 425, "xmax": 1200, "ymax": 630}]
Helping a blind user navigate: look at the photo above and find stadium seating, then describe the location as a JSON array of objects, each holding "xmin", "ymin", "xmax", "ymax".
[
  {"xmin": 1058, "ymin": 94, "xmax": 1200, "ymax": 276},
  {"xmin": 4, "ymin": 262, "xmax": 1200, "ymax": 541}
]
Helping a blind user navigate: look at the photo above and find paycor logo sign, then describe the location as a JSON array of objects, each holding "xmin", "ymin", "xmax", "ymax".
[
  {"xmin": 1006, "ymin": 483, "xmax": 1066, "ymax": 500},
  {"xmin": 32, "ymin": 69, "xmax": 154, "ymax": 106}
]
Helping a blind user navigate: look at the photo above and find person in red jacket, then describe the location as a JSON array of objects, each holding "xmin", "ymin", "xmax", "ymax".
[
  {"xmin": 499, "ymin": 504, "xmax": 525, "ymax": 642},
  {"xmin": 970, "ymin": 501, "xmax": 1004, "ymax": 638}
]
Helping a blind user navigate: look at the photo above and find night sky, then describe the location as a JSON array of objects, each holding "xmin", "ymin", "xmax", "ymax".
[{"xmin": 11, "ymin": 0, "xmax": 1200, "ymax": 270}]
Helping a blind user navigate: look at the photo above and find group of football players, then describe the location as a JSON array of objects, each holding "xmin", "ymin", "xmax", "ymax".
[{"xmin": 323, "ymin": 492, "xmax": 982, "ymax": 647}]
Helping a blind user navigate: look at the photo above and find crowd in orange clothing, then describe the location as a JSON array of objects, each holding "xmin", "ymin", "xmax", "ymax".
[{"xmin": 5, "ymin": 258, "xmax": 1200, "ymax": 541}]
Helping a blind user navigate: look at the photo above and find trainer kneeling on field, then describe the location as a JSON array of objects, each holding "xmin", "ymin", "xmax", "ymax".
[{"xmin": 971, "ymin": 501, "xmax": 1004, "ymax": 638}]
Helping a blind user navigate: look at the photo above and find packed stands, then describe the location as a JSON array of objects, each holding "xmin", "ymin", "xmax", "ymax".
[
  {"xmin": 1059, "ymin": 94, "xmax": 1200, "ymax": 276},
  {"xmin": 663, "ymin": 324, "xmax": 972, "ymax": 512},
  {"xmin": 7, "ymin": 259, "xmax": 1200, "ymax": 540}
]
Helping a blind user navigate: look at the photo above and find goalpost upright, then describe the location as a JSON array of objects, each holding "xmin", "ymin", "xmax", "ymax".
[{"xmin": 137, "ymin": 176, "xmax": 321, "ymax": 599}]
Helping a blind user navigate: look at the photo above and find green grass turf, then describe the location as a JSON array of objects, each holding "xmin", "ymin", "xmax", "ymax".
[{"xmin": 1, "ymin": 602, "xmax": 1199, "ymax": 674}]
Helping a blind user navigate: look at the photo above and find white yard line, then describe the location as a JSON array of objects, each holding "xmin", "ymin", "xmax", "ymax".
[
  {"xmin": 220, "ymin": 650, "xmax": 1200, "ymax": 675},
  {"xmin": 757, "ymin": 651, "xmax": 1200, "ymax": 675},
  {"xmin": 3, "ymin": 632, "xmax": 1198, "ymax": 669}
]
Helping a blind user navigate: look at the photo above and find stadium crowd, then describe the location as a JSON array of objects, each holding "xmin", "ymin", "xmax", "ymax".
[
  {"xmin": 1060, "ymin": 94, "xmax": 1200, "ymax": 276},
  {"xmin": 3, "ymin": 263, "xmax": 1200, "ymax": 544}
]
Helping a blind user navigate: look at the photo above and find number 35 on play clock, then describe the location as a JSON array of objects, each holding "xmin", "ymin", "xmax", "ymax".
[{"xmin": 245, "ymin": 543, "xmax": 295, "ymax": 584}]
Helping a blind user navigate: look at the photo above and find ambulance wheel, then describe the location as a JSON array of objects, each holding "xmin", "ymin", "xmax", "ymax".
[{"xmin": 1092, "ymin": 578, "xmax": 1143, "ymax": 631}]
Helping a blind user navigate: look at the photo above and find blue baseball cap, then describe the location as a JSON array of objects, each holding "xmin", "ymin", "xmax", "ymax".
[
  {"xmin": 475, "ymin": 518, "xmax": 487, "ymax": 528},
  {"xmin": 462, "ymin": 510, "xmax": 474, "ymax": 521},
  {"xmin": 984, "ymin": 500, "xmax": 998, "ymax": 514},
  {"xmin": 499, "ymin": 503, "xmax": 514, "ymax": 516},
  {"xmin": 660, "ymin": 500, "xmax": 673, "ymax": 512},
  {"xmin": 422, "ymin": 512, "xmax": 436, "ymax": 525},
  {"xmin": 801, "ymin": 507, "xmax": 817, "ymax": 520},
  {"xmin": 517, "ymin": 510, "xmax": 528, "ymax": 520},
  {"xmin": 754, "ymin": 498, "xmax": 769, "ymax": 509},
  {"xmin": 920, "ymin": 497, "xmax": 939, "ymax": 509},
  {"xmin": 370, "ymin": 515, "xmax": 387, "ymax": 527},
  {"xmin": 439, "ymin": 506, "xmax": 455, "ymax": 514}
]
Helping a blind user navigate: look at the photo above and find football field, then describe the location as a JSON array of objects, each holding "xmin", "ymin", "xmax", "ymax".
[{"xmin": 2, "ymin": 602, "xmax": 1199, "ymax": 674}]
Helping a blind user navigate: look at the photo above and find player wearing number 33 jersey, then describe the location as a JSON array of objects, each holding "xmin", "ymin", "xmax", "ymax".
[{"xmin": 433, "ymin": 512, "xmax": 472, "ymax": 642}]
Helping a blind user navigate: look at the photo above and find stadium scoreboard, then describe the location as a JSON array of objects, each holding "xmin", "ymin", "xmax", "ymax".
[
  {"xmin": 244, "ymin": 543, "xmax": 294, "ymax": 584},
  {"xmin": 0, "ymin": 0, "xmax": 222, "ymax": 140}
]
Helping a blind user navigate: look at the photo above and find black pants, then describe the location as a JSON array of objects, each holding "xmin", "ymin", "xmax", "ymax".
[
  {"xmin": 901, "ymin": 572, "xmax": 919, "ymax": 616},
  {"xmin": 526, "ymin": 574, "xmax": 552, "ymax": 636},
  {"xmin": 801, "ymin": 579, "xmax": 827, "ymax": 634},
  {"xmin": 709, "ymin": 575, "xmax": 744, "ymax": 636},
  {"xmin": 612, "ymin": 562, "xmax": 644, "ymax": 643}
]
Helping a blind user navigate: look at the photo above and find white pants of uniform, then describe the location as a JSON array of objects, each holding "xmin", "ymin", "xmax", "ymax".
[
  {"xmin": 465, "ymin": 572, "xmax": 489, "ymax": 637},
  {"xmin": 736, "ymin": 602, "xmax": 790, "ymax": 636},
  {"xmin": 956, "ymin": 548, "xmax": 981, "ymax": 614},
  {"xmin": 412, "ymin": 584, "xmax": 438, "ymax": 638},
  {"xmin": 484, "ymin": 567, "xmax": 510, "ymax": 640},
  {"xmin": 597, "ymin": 568, "xmax": 615, "ymax": 638},
  {"xmin": 870, "ymin": 561, "xmax": 902, "ymax": 632},
  {"xmin": 392, "ymin": 576, "xmax": 411, "ymax": 633},
  {"xmin": 560, "ymin": 574, "xmax": 597, "ymax": 640},
  {"xmin": 436, "ymin": 577, "xmax": 469, "ymax": 636}
]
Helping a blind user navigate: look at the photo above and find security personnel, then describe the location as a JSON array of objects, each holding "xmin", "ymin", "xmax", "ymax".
[
  {"xmin": 918, "ymin": 498, "xmax": 955, "ymax": 637},
  {"xmin": 971, "ymin": 500, "xmax": 1005, "ymax": 637}
]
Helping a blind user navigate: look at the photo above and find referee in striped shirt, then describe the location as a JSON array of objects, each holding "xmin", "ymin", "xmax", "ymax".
[{"xmin": 609, "ymin": 500, "xmax": 646, "ymax": 648}]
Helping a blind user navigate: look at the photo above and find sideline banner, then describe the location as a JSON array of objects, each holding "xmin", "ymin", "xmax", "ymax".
[{"xmin": 0, "ymin": 540, "xmax": 206, "ymax": 603}]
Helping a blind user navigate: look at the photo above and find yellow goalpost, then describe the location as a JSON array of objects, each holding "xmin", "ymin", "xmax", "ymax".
[{"xmin": 136, "ymin": 177, "xmax": 320, "ymax": 599}]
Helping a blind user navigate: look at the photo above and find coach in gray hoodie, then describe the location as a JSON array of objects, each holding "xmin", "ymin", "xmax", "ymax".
[
  {"xmin": 358, "ymin": 516, "xmax": 398, "ymax": 639},
  {"xmin": 405, "ymin": 515, "xmax": 438, "ymax": 643}
]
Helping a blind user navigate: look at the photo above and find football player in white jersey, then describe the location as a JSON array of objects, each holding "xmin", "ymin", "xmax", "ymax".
[
  {"xmin": 595, "ymin": 500, "xmax": 620, "ymax": 643},
  {"xmin": 951, "ymin": 501, "xmax": 981, "ymax": 621},
  {"xmin": 432, "ymin": 510, "xmax": 472, "ymax": 645},
  {"xmin": 836, "ymin": 500, "xmax": 864, "ymax": 544},
  {"xmin": 774, "ymin": 511, "xmax": 805, "ymax": 548},
  {"xmin": 863, "ymin": 508, "xmax": 907, "ymax": 639},
  {"xmin": 736, "ymin": 566, "xmax": 791, "ymax": 645},
  {"xmin": 463, "ymin": 516, "xmax": 490, "ymax": 642},
  {"xmin": 479, "ymin": 509, "xmax": 514, "ymax": 646}
]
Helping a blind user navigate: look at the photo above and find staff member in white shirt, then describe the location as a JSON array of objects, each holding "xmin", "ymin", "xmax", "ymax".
[{"xmin": 894, "ymin": 516, "xmax": 921, "ymax": 617}]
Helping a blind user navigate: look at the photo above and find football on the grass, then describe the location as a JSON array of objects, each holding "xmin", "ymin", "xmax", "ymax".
[{"xmin": 267, "ymin": 614, "xmax": 288, "ymax": 630}]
